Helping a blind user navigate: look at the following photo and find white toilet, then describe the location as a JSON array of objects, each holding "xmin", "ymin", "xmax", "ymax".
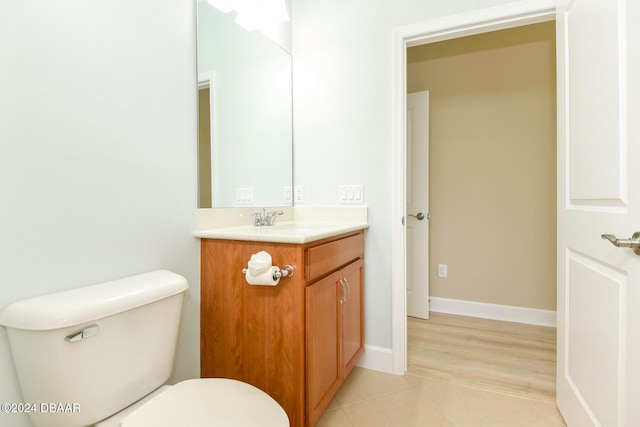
[{"xmin": 0, "ymin": 270, "xmax": 289, "ymax": 427}]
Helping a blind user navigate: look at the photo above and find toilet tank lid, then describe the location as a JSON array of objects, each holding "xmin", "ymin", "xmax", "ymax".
[{"xmin": 0, "ymin": 270, "xmax": 188, "ymax": 331}]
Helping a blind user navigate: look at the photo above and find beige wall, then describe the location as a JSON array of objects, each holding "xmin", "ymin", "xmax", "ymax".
[
  {"xmin": 407, "ymin": 22, "xmax": 557, "ymax": 310},
  {"xmin": 198, "ymin": 88, "xmax": 212, "ymax": 208}
]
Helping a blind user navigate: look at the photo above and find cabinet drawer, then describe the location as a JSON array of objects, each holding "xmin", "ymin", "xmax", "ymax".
[{"xmin": 306, "ymin": 233, "xmax": 364, "ymax": 282}]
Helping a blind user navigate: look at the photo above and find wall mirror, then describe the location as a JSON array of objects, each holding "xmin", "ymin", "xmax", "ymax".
[{"xmin": 197, "ymin": 0, "xmax": 293, "ymax": 208}]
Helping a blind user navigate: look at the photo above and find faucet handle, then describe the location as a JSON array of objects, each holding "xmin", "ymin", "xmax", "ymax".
[{"xmin": 250, "ymin": 210, "xmax": 264, "ymax": 226}]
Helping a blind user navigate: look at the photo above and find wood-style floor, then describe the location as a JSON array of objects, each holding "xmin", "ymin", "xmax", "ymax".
[
  {"xmin": 316, "ymin": 312, "xmax": 565, "ymax": 426},
  {"xmin": 407, "ymin": 312, "xmax": 557, "ymax": 402}
]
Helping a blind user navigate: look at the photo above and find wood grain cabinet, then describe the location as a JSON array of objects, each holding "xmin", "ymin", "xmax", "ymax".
[
  {"xmin": 305, "ymin": 258, "xmax": 363, "ymax": 426},
  {"xmin": 201, "ymin": 230, "xmax": 364, "ymax": 427}
]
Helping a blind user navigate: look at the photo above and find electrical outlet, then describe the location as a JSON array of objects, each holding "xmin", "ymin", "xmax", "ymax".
[
  {"xmin": 294, "ymin": 185, "xmax": 304, "ymax": 203},
  {"xmin": 283, "ymin": 186, "xmax": 292, "ymax": 203},
  {"xmin": 438, "ymin": 264, "xmax": 448, "ymax": 278}
]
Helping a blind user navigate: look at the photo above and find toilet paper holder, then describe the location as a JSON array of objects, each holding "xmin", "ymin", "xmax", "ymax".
[{"xmin": 242, "ymin": 265, "xmax": 295, "ymax": 280}]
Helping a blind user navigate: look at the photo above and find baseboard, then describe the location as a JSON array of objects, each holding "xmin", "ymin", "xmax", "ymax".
[
  {"xmin": 429, "ymin": 297, "xmax": 557, "ymax": 327},
  {"xmin": 356, "ymin": 344, "xmax": 395, "ymax": 374}
]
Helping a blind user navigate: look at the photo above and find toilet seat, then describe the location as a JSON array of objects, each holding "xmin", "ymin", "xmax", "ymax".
[{"xmin": 122, "ymin": 378, "xmax": 289, "ymax": 427}]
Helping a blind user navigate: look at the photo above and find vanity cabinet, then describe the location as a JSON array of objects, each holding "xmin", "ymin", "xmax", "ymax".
[{"xmin": 200, "ymin": 230, "xmax": 364, "ymax": 427}]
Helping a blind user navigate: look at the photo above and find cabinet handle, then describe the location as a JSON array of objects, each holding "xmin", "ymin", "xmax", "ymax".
[
  {"xmin": 343, "ymin": 277, "xmax": 351, "ymax": 302},
  {"xmin": 339, "ymin": 279, "xmax": 347, "ymax": 304}
]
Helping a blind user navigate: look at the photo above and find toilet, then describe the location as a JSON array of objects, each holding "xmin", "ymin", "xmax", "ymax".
[{"xmin": 0, "ymin": 270, "xmax": 289, "ymax": 427}]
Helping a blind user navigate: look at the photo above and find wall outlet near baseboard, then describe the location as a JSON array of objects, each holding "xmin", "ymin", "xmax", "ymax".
[{"xmin": 438, "ymin": 264, "xmax": 448, "ymax": 278}]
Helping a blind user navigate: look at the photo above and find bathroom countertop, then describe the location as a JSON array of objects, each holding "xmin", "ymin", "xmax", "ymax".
[{"xmin": 193, "ymin": 221, "xmax": 369, "ymax": 244}]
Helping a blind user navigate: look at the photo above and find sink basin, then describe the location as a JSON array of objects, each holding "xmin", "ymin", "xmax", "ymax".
[{"xmin": 266, "ymin": 223, "xmax": 328, "ymax": 232}]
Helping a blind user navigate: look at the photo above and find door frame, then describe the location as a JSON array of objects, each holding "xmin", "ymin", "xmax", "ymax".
[{"xmin": 390, "ymin": 0, "xmax": 558, "ymax": 375}]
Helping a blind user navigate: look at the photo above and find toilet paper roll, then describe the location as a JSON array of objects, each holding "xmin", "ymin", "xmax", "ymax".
[{"xmin": 245, "ymin": 266, "xmax": 280, "ymax": 286}]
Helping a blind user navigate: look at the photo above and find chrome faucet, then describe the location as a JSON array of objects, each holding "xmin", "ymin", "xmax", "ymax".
[
  {"xmin": 251, "ymin": 208, "xmax": 284, "ymax": 227},
  {"xmin": 264, "ymin": 209, "xmax": 284, "ymax": 226}
]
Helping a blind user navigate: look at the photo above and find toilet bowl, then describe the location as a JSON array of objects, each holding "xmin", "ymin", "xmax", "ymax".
[
  {"xmin": 97, "ymin": 379, "xmax": 288, "ymax": 427},
  {"xmin": 0, "ymin": 270, "xmax": 289, "ymax": 427}
]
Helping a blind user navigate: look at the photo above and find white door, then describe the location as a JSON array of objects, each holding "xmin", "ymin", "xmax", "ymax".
[
  {"xmin": 406, "ymin": 91, "xmax": 430, "ymax": 319},
  {"xmin": 556, "ymin": 0, "xmax": 640, "ymax": 426}
]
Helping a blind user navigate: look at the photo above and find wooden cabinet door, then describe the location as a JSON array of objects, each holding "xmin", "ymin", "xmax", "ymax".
[
  {"xmin": 305, "ymin": 270, "xmax": 341, "ymax": 427},
  {"xmin": 340, "ymin": 258, "xmax": 364, "ymax": 379}
]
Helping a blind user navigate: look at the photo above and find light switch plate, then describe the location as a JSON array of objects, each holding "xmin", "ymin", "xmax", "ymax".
[
  {"xmin": 339, "ymin": 185, "xmax": 364, "ymax": 204},
  {"xmin": 235, "ymin": 187, "xmax": 253, "ymax": 204}
]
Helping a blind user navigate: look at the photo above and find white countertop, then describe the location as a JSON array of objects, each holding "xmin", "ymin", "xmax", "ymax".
[
  {"xmin": 194, "ymin": 220, "xmax": 368, "ymax": 244},
  {"xmin": 194, "ymin": 206, "xmax": 369, "ymax": 243}
]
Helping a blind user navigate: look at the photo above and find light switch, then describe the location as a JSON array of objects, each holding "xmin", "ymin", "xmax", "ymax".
[
  {"xmin": 235, "ymin": 187, "xmax": 253, "ymax": 204},
  {"xmin": 339, "ymin": 185, "xmax": 364, "ymax": 204},
  {"xmin": 354, "ymin": 186, "xmax": 362, "ymax": 201}
]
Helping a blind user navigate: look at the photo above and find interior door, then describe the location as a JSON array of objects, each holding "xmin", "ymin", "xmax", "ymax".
[
  {"xmin": 406, "ymin": 91, "xmax": 430, "ymax": 319},
  {"xmin": 556, "ymin": 0, "xmax": 640, "ymax": 426}
]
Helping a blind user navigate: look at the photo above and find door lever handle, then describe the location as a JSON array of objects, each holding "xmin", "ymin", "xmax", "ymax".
[
  {"xmin": 601, "ymin": 232, "xmax": 640, "ymax": 255},
  {"xmin": 408, "ymin": 212, "xmax": 426, "ymax": 221}
]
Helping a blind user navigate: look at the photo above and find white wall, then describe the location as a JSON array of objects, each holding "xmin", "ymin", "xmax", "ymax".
[
  {"xmin": 292, "ymin": 0, "xmax": 526, "ymax": 355},
  {"xmin": 0, "ymin": 1, "xmax": 199, "ymax": 425}
]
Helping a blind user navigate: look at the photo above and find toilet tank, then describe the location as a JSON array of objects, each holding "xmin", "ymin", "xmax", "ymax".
[{"xmin": 0, "ymin": 270, "xmax": 188, "ymax": 427}]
